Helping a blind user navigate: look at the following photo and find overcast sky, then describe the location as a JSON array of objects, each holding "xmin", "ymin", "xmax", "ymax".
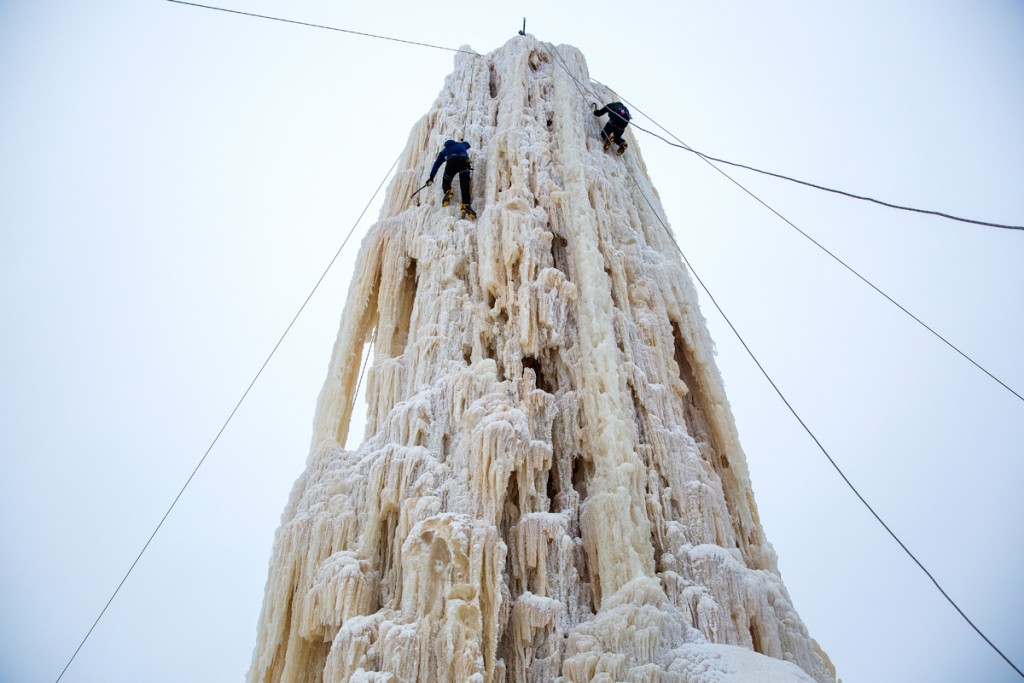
[{"xmin": 2, "ymin": 1, "xmax": 1022, "ymax": 682}]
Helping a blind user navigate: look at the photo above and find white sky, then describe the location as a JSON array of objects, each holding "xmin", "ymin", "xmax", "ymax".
[{"xmin": 1, "ymin": 1, "xmax": 1022, "ymax": 682}]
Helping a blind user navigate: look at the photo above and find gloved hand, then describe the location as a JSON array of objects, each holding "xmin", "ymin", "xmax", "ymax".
[
  {"xmin": 426, "ymin": 179, "xmax": 433, "ymax": 186},
  {"xmin": 593, "ymin": 108, "xmax": 601, "ymax": 116}
]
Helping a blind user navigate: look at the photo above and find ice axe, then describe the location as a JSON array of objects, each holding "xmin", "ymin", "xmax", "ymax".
[{"xmin": 410, "ymin": 180, "xmax": 432, "ymax": 198}]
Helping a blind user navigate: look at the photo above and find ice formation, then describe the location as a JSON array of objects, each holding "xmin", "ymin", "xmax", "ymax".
[{"xmin": 248, "ymin": 36, "xmax": 836, "ymax": 683}]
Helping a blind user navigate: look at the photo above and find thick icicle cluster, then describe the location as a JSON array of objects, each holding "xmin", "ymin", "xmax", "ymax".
[{"xmin": 248, "ymin": 36, "xmax": 835, "ymax": 683}]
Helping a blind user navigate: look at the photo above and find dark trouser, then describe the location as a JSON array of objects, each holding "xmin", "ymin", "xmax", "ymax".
[
  {"xmin": 442, "ymin": 157, "xmax": 472, "ymax": 202},
  {"xmin": 602, "ymin": 123, "xmax": 627, "ymax": 145}
]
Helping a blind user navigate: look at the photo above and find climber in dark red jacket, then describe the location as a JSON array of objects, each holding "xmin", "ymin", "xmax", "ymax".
[
  {"xmin": 426, "ymin": 139, "xmax": 477, "ymax": 219},
  {"xmin": 594, "ymin": 102, "xmax": 631, "ymax": 155}
]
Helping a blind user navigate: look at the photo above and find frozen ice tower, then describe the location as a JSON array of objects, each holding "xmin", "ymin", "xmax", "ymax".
[{"xmin": 248, "ymin": 35, "xmax": 836, "ymax": 683}]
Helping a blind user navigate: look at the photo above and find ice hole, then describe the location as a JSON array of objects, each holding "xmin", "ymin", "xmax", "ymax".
[
  {"xmin": 550, "ymin": 233, "xmax": 569, "ymax": 275},
  {"xmin": 545, "ymin": 470, "xmax": 557, "ymax": 512},
  {"xmin": 483, "ymin": 337, "xmax": 505, "ymax": 381},
  {"xmin": 488, "ymin": 63, "xmax": 499, "ymax": 98},
  {"xmin": 749, "ymin": 620, "xmax": 763, "ymax": 655},
  {"xmin": 387, "ymin": 257, "xmax": 418, "ymax": 356},
  {"xmin": 571, "ymin": 455, "xmax": 591, "ymax": 499},
  {"xmin": 502, "ymin": 475, "xmax": 521, "ymax": 538},
  {"xmin": 344, "ymin": 330, "xmax": 375, "ymax": 451},
  {"xmin": 522, "ymin": 355, "xmax": 554, "ymax": 394},
  {"xmin": 671, "ymin": 319, "xmax": 709, "ymax": 453}
]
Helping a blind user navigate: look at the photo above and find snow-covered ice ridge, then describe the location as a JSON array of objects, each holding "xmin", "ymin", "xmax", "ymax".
[{"xmin": 247, "ymin": 35, "xmax": 835, "ymax": 683}]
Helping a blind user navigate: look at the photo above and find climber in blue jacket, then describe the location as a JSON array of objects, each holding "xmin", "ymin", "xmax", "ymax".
[
  {"xmin": 593, "ymin": 102, "xmax": 631, "ymax": 155},
  {"xmin": 425, "ymin": 139, "xmax": 477, "ymax": 219}
]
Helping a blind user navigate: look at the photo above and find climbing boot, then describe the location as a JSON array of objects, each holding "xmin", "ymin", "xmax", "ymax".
[
  {"xmin": 617, "ymin": 141, "xmax": 628, "ymax": 156},
  {"xmin": 442, "ymin": 188, "xmax": 453, "ymax": 206},
  {"xmin": 603, "ymin": 135, "xmax": 611, "ymax": 151},
  {"xmin": 460, "ymin": 203, "xmax": 477, "ymax": 220}
]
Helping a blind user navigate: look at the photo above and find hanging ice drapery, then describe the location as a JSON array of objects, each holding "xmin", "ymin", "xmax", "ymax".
[{"xmin": 247, "ymin": 35, "xmax": 834, "ymax": 683}]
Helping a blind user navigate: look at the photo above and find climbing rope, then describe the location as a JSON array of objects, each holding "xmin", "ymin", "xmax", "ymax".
[
  {"xmin": 561, "ymin": 51, "xmax": 1020, "ymax": 232},
  {"xmin": 168, "ymin": 0, "xmax": 1016, "ymax": 231},
  {"xmin": 347, "ymin": 324, "xmax": 379, "ymax": 446},
  {"xmin": 598, "ymin": 85, "xmax": 1023, "ymax": 404},
  {"xmin": 551, "ymin": 42, "xmax": 1023, "ymax": 679},
  {"xmin": 53, "ymin": 152, "xmax": 403, "ymax": 683},
  {"xmin": 166, "ymin": 0, "xmax": 483, "ymax": 57},
  {"xmin": 550, "ymin": 49, "xmax": 1021, "ymax": 404},
  {"xmin": 617, "ymin": 158, "xmax": 1024, "ymax": 680},
  {"xmin": 599, "ymin": 91, "xmax": 1023, "ymax": 232}
]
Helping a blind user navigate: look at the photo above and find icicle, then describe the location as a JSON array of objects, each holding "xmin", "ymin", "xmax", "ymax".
[{"xmin": 247, "ymin": 34, "xmax": 835, "ymax": 683}]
